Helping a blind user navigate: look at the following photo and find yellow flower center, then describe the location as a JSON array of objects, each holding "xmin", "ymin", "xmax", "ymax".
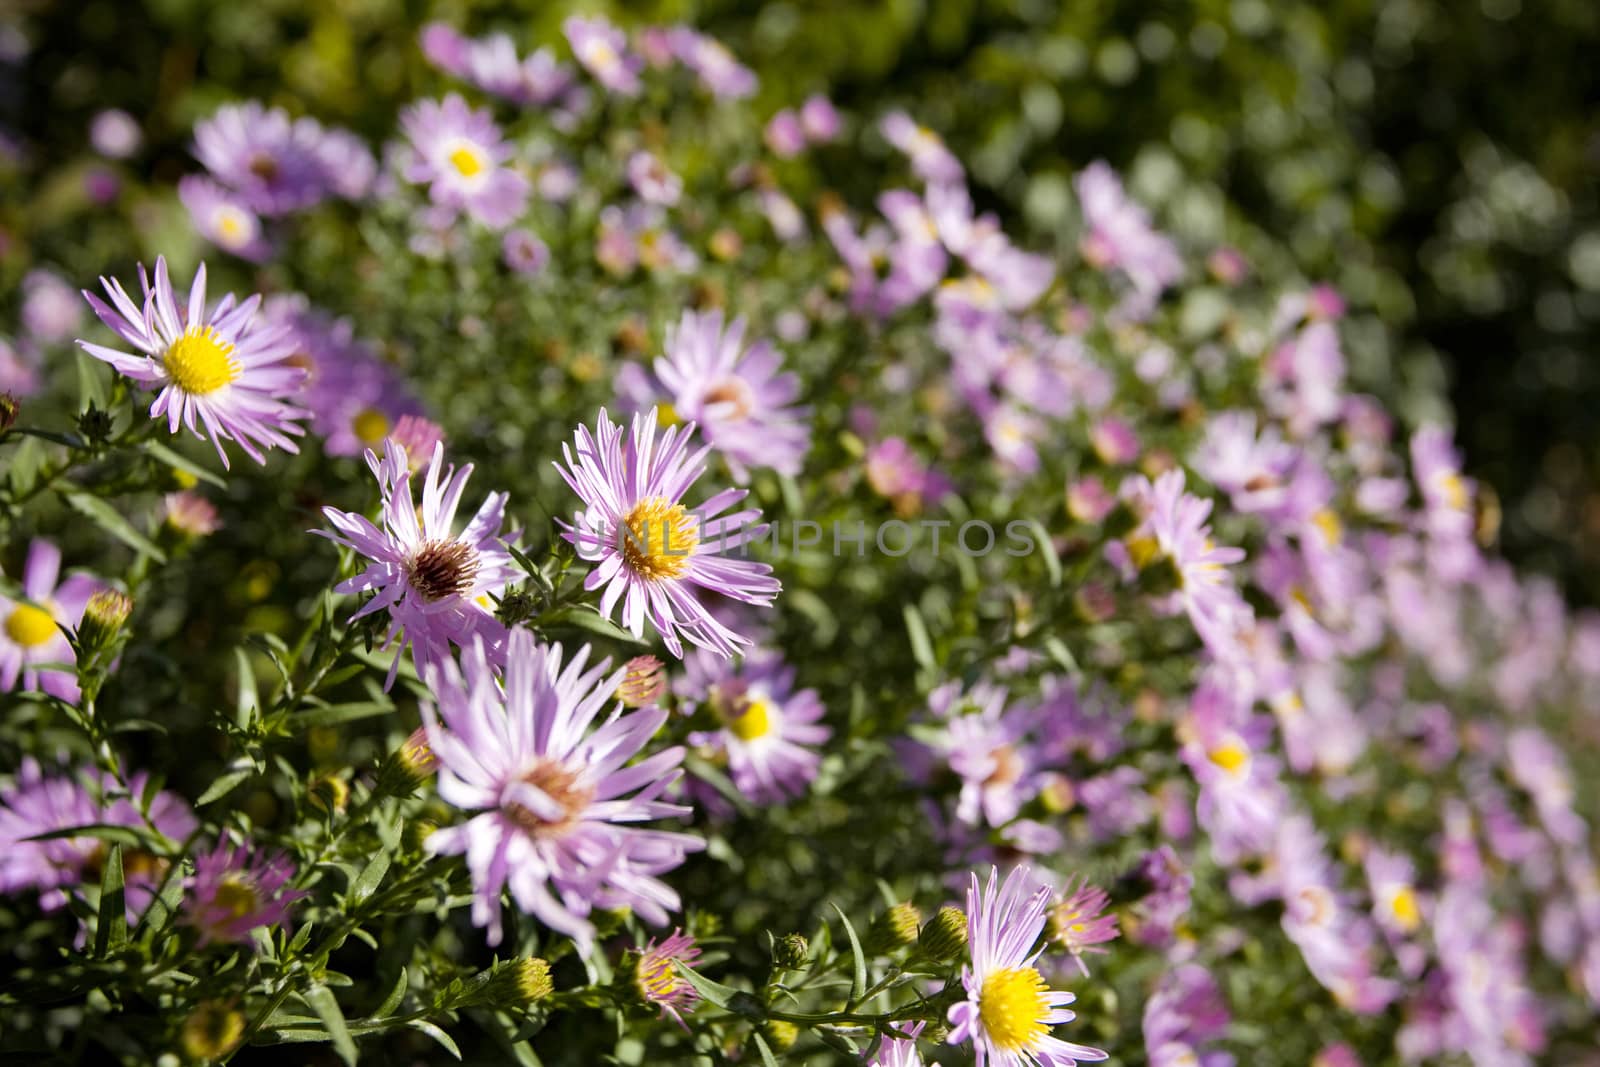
[
  {"xmin": 351, "ymin": 407, "xmax": 390, "ymax": 444},
  {"xmin": 5, "ymin": 603, "xmax": 57, "ymax": 648},
  {"xmin": 1311, "ymin": 508, "xmax": 1343, "ymax": 546},
  {"xmin": 215, "ymin": 207, "xmax": 249, "ymax": 246},
  {"xmin": 1126, "ymin": 535, "xmax": 1162, "ymax": 570},
  {"xmin": 583, "ymin": 40, "xmax": 619, "ymax": 71},
  {"xmin": 447, "ymin": 143, "xmax": 486, "ymax": 179},
  {"xmin": 212, "ymin": 875, "xmax": 260, "ymax": 922},
  {"xmin": 505, "ymin": 759, "xmax": 595, "ymax": 841},
  {"xmin": 977, "ymin": 967, "xmax": 1051, "ymax": 1052},
  {"xmin": 1389, "ymin": 886, "xmax": 1421, "ymax": 933},
  {"xmin": 1437, "ymin": 472, "xmax": 1468, "ymax": 511},
  {"xmin": 1208, "ymin": 740, "xmax": 1250, "ymax": 776},
  {"xmin": 723, "ymin": 697, "xmax": 773, "ymax": 741},
  {"xmin": 164, "ymin": 325, "xmax": 240, "ymax": 396},
  {"xmin": 622, "ymin": 497, "xmax": 699, "ymax": 581}
]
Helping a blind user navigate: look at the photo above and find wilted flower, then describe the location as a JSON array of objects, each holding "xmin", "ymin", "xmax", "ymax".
[
  {"xmin": 78, "ymin": 257, "xmax": 308, "ymax": 468},
  {"xmin": 421, "ymin": 629, "xmax": 703, "ymax": 951},
  {"xmin": 315, "ymin": 439, "xmax": 519, "ymax": 686},
  {"xmin": 947, "ymin": 866, "xmax": 1107, "ymax": 1066},
  {"xmin": 555, "ymin": 408, "xmax": 780, "ymax": 658}
]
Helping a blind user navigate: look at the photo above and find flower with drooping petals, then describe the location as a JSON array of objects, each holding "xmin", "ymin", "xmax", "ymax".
[
  {"xmin": 78, "ymin": 257, "xmax": 307, "ymax": 468},
  {"xmin": 184, "ymin": 840, "xmax": 307, "ymax": 947},
  {"xmin": 634, "ymin": 928, "xmax": 702, "ymax": 1026},
  {"xmin": 555, "ymin": 408, "xmax": 780, "ymax": 658},
  {"xmin": 314, "ymin": 439, "xmax": 519, "ymax": 686},
  {"xmin": 1, "ymin": 539, "xmax": 101, "ymax": 703},
  {"xmin": 421, "ymin": 629, "xmax": 703, "ymax": 951},
  {"xmin": 947, "ymin": 865, "xmax": 1108, "ymax": 1066},
  {"xmin": 400, "ymin": 95, "xmax": 530, "ymax": 228}
]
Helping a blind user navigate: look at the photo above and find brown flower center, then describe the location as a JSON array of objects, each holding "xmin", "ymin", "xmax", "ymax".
[
  {"xmin": 505, "ymin": 759, "xmax": 594, "ymax": 841},
  {"xmin": 702, "ymin": 377, "xmax": 755, "ymax": 419},
  {"xmin": 406, "ymin": 539, "xmax": 479, "ymax": 602},
  {"xmin": 248, "ymin": 153, "xmax": 279, "ymax": 181}
]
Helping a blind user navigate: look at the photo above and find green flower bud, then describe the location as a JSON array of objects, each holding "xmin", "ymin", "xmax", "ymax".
[
  {"xmin": 374, "ymin": 727, "xmax": 437, "ymax": 797},
  {"xmin": 0, "ymin": 393, "xmax": 17, "ymax": 434},
  {"xmin": 764, "ymin": 1019, "xmax": 800, "ymax": 1052},
  {"xmin": 772, "ymin": 932, "xmax": 810, "ymax": 970},
  {"xmin": 442, "ymin": 957, "xmax": 554, "ymax": 1010},
  {"xmin": 918, "ymin": 904, "xmax": 968, "ymax": 961},
  {"xmin": 179, "ymin": 1000, "xmax": 245, "ymax": 1062},
  {"xmin": 307, "ymin": 772, "xmax": 349, "ymax": 815},
  {"xmin": 866, "ymin": 901, "xmax": 923, "ymax": 955},
  {"xmin": 78, "ymin": 589, "xmax": 133, "ymax": 652}
]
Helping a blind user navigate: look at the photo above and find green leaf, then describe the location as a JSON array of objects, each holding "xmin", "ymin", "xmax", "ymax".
[
  {"xmin": 902, "ymin": 605, "xmax": 936, "ymax": 673},
  {"xmin": 292, "ymin": 701, "xmax": 393, "ymax": 728},
  {"xmin": 23, "ymin": 823, "xmax": 150, "ymax": 847},
  {"xmin": 373, "ymin": 966, "xmax": 408, "ymax": 1018},
  {"xmin": 196, "ymin": 766, "xmax": 253, "ymax": 806},
  {"xmin": 305, "ymin": 983, "xmax": 358, "ymax": 1066},
  {"xmin": 92, "ymin": 843, "xmax": 126, "ymax": 957},
  {"xmin": 751, "ymin": 1033, "xmax": 781, "ymax": 1067},
  {"xmin": 539, "ymin": 606, "xmax": 647, "ymax": 646},
  {"xmin": 63, "ymin": 489, "xmax": 167, "ymax": 563},
  {"xmin": 407, "ymin": 1019, "xmax": 461, "ymax": 1059},
  {"xmin": 671, "ymin": 961, "xmax": 746, "ymax": 1012},
  {"xmin": 143, "ymin": 439, "xmax": 226, "ymax": 487},
  {"xmin": 830, "ymin": 903, "xmax": 867, "ymax": 1005},
  {"xmin": 11, "ymin": 426, "xmax": 86, "ymax": 449},
  {"xmin": 348, "ymin": 850, "xmax": 391, "ymax": 906},
  {"xmin": 234, "ymin": 647, "xmax": 259, "ymax": 728},
  {"xmin": 1025, "ymin": 518, "xmax": 1061, "ymax": 587}
]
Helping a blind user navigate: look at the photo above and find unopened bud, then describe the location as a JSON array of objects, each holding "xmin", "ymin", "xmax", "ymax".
[
  {"xmin": 307, "ymin": 772, "xmax": 349, "ymax": 815},
  {"xmin": 179, "ymin": 1000, "xmax": 246, "ymax": 1062},
  {"xmin": 918, "ymin": 905, "xmax": 968, "ymax": 961},
  {"xmin": 772, "ymin": 932, "xmax": 810, "ymax": 970},
  {"xmin": 618, "ymin": 655, "xmax": 667, "ymax": 708},
  {"xmin": 79, "ymin": 589, "xmax": 132, "ymax": 650},
  {"xmin": 388, "ymin": 414, "xmax": 446, "ymax": 473},
  {"xmin": 77, "ymin": 403, "xmax": 113, "ymax": 445},
  {"xmin": 1072, "ymin": 582, "xmax": 1116, "ymax": 625},
  {"xmin": 163, "ymin": 492, "xmax": 221, "ymax": 537},
  {"xmin": 709, "ymin": 228, "xmax": 742, "ymax": 262},
  {"xmin": 405, "ymin": 818, "xmax": 438, "ymax": 851},
  {"xmin": 443, "ymin": 957, "xmax": 554, "ymax": 1010},
  {"xmin": 0, "ymin": 393, "xmax": 17, "ymax": 433},
  {"xmin": 764, "ymin": 1020, "xmax": 799, "ymax": 1052},
  {"xmin": 375, "ymin": 727, "xmax": 438, "ymax": 797},
  {"xmin": 866, "ymin": 901, "xmax": 923, "ymax": 955},
  {"xmin": 495, "ymin": 589, "xmax": 538, "ymax": 627}
]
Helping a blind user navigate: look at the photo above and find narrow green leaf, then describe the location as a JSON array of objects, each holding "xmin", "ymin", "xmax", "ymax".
[
  {"xmin": 23, "ymin": 823, "xmax": 149, "ymax": 847},
  {"xmin": 349, "ymin": 850, "xmax": 391, "ymax": 906},
  {"xmin": 671, "ymin": 961, "xmax": 745, "ymax": 1011},
  {"xmin": 93, "ymin": 843, "xmax": 126, "ymax": 957},
  {"xmin": 1025, "ymin": 519, "xmax": 1061, "ymax": 587},
  {"xmin": 63, "ymin": 490, "xmax": 167, "ymax": 563},
  {"xmin": 11, "ymin": 427, "xmax": 86, "ymax": 449},
  {"xmin": 751, "ymin": 1032, "xmax": 781, "ymax": 1067},
  {"xmin": 292, "ymin": 701, "xmax": 392, "ymax": 728},
  {"xmin": 305, "ymin": 983, "xmax": 358, "ymax": 1066},
  {"xmin": 539, "ymin": 606, "xmax": 647, "ymax": 646},
  {"xmin": 143, "ymin": 439, "xmax": 226, "ymax": 487},
  {"xmin": 830, "ymin": 903, "xmax": 867, "ymax": 1005},
  {"xmin": 902, "ymin": 605, "xmax": 935, "ymax": 673},
  {"xmin": 234, "ymin": 647, "xmax": 259, "ymax": 728},
  {"xmin": 373, "ymin": 966, "xmax": 408, "ymax": 1019},
  {"xmin": 196, "ymin": 767, "xmax": 253, "ymax": 806},
  {"xmin": 407, "ymin": 1019, "xmax": 461, "ymax": 1059}
]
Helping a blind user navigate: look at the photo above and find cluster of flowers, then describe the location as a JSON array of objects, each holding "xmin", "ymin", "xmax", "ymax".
[{"xmin": 3, "ymin": 10, "xmax": 1598, "ymax": 1066}]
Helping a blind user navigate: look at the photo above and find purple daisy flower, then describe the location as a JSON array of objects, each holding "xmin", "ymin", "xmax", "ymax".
[
  {"xmin": 665, "ymin": 27, "xmax": 757, "ymax": 99},
  {"xmin": 192, "ymin": 102, "xmax": 370, "ymax": 215},
  {"xmin": 681, "ymin": 648, "xmax": 830, "ymax": 806},
  {"xmin": 262, "ymin": 297, "xmax": 422, "ymax": 457},
  {"xmin": 555, "ymin": 408, "xmax": 780, "ymax": 659},
  {"xmin": 621, "ymin": 309, "xmax": 811, "ymax": 482},
  {"xmin": 870, "ymin": 1022, "xmax": 928, "ymax": 1067},
  {"xmin": 564, "ymin": 15, "xmax": 642, "ymax": 97},
  {"xmin": 400, "ymin": 95, "xmax": 530, "ymax": 229},
  {"xmin": 947, "ymin": 866, "xmax": 1108, "ymax": 1067},
  {"xmin": 0, "ymin": 758, "xmax": 196, "ymax": 918},
  {"xmin": 421, "ymin": 629, "xmax": 703, "ymax": 951},
  {"xmin": 1074, "ymin": 161, "xmax": 1182, "ymax": 319},
  {"xmin": 78, "ymin": 256, "xmax": 308, "ymax": 468},
  {"xmin": 315, "ymin": 439, "xmax": 518, "ymax": 687},
  {"xmin": 178, "ymin": 175, "xmax": 272, "ymax": 262},
  {"xmin": 184, "ymin": 839, "xmax": 307, "ymax": 947},
  {"xmin": 881, "ymin": 111, "xmax": 964, "ymax": 184},
  {"xmin": 634, "ymin": 927, "xmax": 702, "ymax": 1027},
  {"xmin": 502, "ymin": 228, "xmax": 551, "ymax": 275},
  {"xmin": 626, "ymin": 151, "xmax": 682, "ymax": 206},
  {"xmin": 2, "ymin": 539, "xmax": 100, "ymax": 703},
  {"xmin": 1047, "ymin": 877, "xmax": 1120, "ymax": 976}
]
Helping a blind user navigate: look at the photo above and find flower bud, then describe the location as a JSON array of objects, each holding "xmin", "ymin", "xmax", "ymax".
[
  {"xmin": 918, "ymin": 905, "xmax": 968, "ymax": 961},
  {"xmin": 866, "ymin": 901, "xmax": 923, "ymax": 955},
  {"xmin": 307, "ymin": 772, "xmax": 349, "ymax": 815},
  {"xmin": 163, "ymin": 492, "xmax": 221, "ymax": 538},
  {"xmin": 0, "ymin": 392, "xmax": 17, "ymax": 433},
  {"xmin": 375, "ymin": 727, "xmax": 438, "ymax": 797},
  {"xmin": 179, "ymin": 1000, "xmax": 246, "ymax": 1062},
  {"xmin": 772, "ymin": 932, "xmax": 810, "ymax": 970},
  {"xmin": 495, "ymin": 589, "xmax": 538, "ymax": 627},
  {"xmin": 442, "ymin": 957, "xmax": 554, "ymax": 1010},
  {"xmin": 78, "ymin": 589, "xmax": 133, "ymax": 652},
  {"xmin": 404, "ymin": 818, "xmax": 438, "ymax": 851},
  {"xmin": 618, "ymin": 655, "xmax": 667, "ymax": 708},
  {"xmin": 77, "ymin": 403, "xmax": 113, "ymax": 445},
  {"xmin": 764, "ymin": 1020, "xmax": 799, "ymax": 1052}
]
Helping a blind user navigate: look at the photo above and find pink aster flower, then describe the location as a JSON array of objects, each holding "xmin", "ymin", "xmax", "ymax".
[
  {"xmin": 619, "ymin": 309, "xmax": 811, "ymax": 482},
  {"xmin": 564, "ymin": 15, "xmax": 642, "ymax": 96},
  {"xmin": 1047, "ymin": 877, "xmax": 1120, "ymax": 976},
  {"xmin": 665, "ymin": 27, "xmax": 757, "ymax": 99},
  {"xmin": 555, "ymin": 408, "xmax": 780, "ymax": 659},
  {"xmin": 870, "ymin": 1022, "xmax": 928, "ymax": 1067},
  {"xmin": 421, "ymin": 629, "xmax": 703, "ymax": 951},
  {"xmin": 881, "ymin": 111, "xmax": 963, "ymax": 184},
  {"xmin": 1074, "ymin": 161, "xmax": 1182, "ymax": 318},
  {"xmin": 192, "ymin": 102, "xmax": 371, "ymax": 215},
  {"xmin": 400, "ymin": 95, "xmax": 530, "ymax": 229},
  {"xmin": 681, "ymin": 648, "xmax": 830, "ymax": 806},
  {"xmin": 1, "ymin": 539, "xmax": 100, "ymax": 703},
  {"xmin": 78, "ymin": 256, "xmax": 308, "ymax": 468},
  {"xmin": 0, "ymin": 758, "xmax": 196, "ymax": 918},
  {"xmin": 163, "ymin": 491, "xmax": 222, "ymax": 538},
  {"xmin": 184, "ymin": 839, "xmax": 307, "ymax": 947},
  {"xmin": 947, "ymin": 866, "xmax": 1108, "ymax": 1067},
  {"xmin": 178, "ymin": 175, "xmax": 272, "ymax": 263},
  {"xmin": 634, "ymin": 928, "xmax": 702, "ymax": 1027},
  {"xmin": 314, "ymin": 439, "xmax": 519, "ymax": 686}
]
